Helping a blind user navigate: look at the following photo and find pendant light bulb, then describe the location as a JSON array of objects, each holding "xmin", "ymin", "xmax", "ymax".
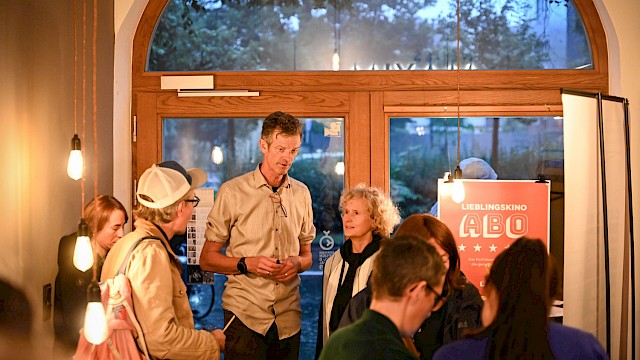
[
  {"xmin": 67, "ymin": 134, "xmax": 83, "ymax": 180},
  {"xmin": 83, "ymin": 281, "xmax": 107, "ymax": 344},
  {"xmin": 211, "ymin": 146, "xmax": 223, "ymax": 164},
  {"xmin": 332, "ymin": 50, "xmax": 340, "ymax": 71},
  {"xmin": 334, "ymin": 161, "xmax": 345, "ymax": 176},
  {"xmin": 451, "ymin": 166, "xmax": 465, "ymax": 203},
  {"xmin": 73, "ymin": 219, "xmax": 94, "ymax": 272},
  {"xmin": 440, "ymin": 172, "xmax": 453, "ymax": 198}
]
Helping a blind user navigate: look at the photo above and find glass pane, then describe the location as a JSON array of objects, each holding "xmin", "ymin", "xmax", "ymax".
[
  {"xmin": 389, "ymin": 116, "xmax": 564, "ymax": 218},
  {"xmin": 162, "ymin": 117, "xmax": 345, "ymax": 359},
  {"xmin": 149, "ymin": 0, "xmax": 591, "ymax": 71}
]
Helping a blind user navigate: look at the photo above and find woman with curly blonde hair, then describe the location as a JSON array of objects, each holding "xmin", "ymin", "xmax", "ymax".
[{"xmin": 316, "ymin": 183, "xmax": 401, "ymax": 356}]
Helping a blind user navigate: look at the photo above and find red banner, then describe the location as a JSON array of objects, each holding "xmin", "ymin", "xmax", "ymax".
[{"xmin": 437, "ymin": 180, "xmax": 550, "ymax": 294}]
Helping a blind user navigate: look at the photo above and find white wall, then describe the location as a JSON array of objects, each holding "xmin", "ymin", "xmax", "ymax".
[
  {"xmin": 0, "ymin": 0, "xmax": 114, "ymax": 352},
  {"xmin": 596, "ymin": 0, "xmax": 640, "ymax": 353}
]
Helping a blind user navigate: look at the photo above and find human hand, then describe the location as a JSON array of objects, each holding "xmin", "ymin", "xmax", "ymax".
[
  {"xmin": 271, "ymin": 256, "xmax": 301, "ymax": 283},
  {"xmin": 246, "ymin": 256, "xmax": 284, "ymax": 278},
  {"xmin": 210, "ymin": 329, "xmax": 225, "ymax": 352}
]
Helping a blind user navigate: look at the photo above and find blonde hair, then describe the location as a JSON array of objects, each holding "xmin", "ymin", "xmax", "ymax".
[
  {"xmin": 339, "ymin": 183, "xmax": 401, "ymax": 236},
  {"xmin": 133, "ymin": 192, "xmax": 191, "ymax": 224}
]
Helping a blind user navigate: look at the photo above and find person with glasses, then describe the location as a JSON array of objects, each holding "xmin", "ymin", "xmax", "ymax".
[
  {"xmin": 319, "ymin": 235, "xmax": 446, "ymax": 360},
  {"xmin": 101, "ymin": 160, "xmax": 225, "ymax": 359},
  {"xmin": 200, "ymin": 111, "xmax": 316, "ymax": 360},
  {"xmin": 316, "ymin": 184, "xmax": 400, "ymax": 357},
  {"xmin": 433, "ymin": 237, "xmax": 608, "ymax": 360},
  {"xmin": 340, "ymin": 214, "xmax": 483, "ymax": 359}
]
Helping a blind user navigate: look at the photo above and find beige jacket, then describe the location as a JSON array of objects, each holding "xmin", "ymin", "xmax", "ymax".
[{"xmin": 101, "ymin": 218, "xmax": 220, "ymax": 360}]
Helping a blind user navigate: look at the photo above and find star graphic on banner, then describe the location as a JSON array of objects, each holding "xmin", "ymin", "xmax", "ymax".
[
  {"xmin": 458, "ymin": 243, "xmax": 466, "ymax": 252},
  {"xmin": 474, "ymin": 244, "xmax": 482, "ymax": 252},
  {"xmin": 489, "ymin": 244, "xmax": 497, "ymax": 252}
]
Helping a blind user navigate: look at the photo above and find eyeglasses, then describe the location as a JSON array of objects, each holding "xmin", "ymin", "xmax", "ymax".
[
  {"xmin": 269, "ymin": 192, "xmax": 288, "ymax": 217},
  {"xmin": 426, "ymin": 283, "xmax": 445, "ymax": 307},
  {"xmin": 185, "ymin": 195, "xmax": 200, "ymax": 208}
]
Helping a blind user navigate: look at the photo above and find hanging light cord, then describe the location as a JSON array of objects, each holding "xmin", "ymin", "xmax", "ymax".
[
  {"xmin": 92, "ymin": 0, "xmax": 98, "ymax": 201},
  {"xmin": 91, "ymin": 0, "xmax": 99, "ymax": 282},
  {"xmin": 81, "ymin": 0, "xmax": 87, "ymax": 218},
  {"xmin": 73, "ymin": 0, "xmax": 77, "ymax": 136},
  {"xmin": 456, "ymin": 0, "xmax": 461, "ymax": 169}
]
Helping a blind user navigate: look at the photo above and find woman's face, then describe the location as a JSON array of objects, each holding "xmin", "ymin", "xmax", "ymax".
[
  {"xmin": 481, "ymin": 284, "xmax": 499, "ymax": 327},
  {"xmin": 342, "ymin": 197, "xmax": 375, "ymax": 241},
  {"xmin": 428, "ymin": 238, "xmax": 450, "ymax": 271},
  {"xmin": 94, "ymin": 210, "xmax": 126, "ymax": 252}
]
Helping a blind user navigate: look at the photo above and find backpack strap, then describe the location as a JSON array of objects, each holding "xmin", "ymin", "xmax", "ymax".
[
  {"xmin": 116, "ymin": 235, "xmax": 165, "ymax": 275},
  {"xmin": 113, "ymin": 235, "xmax": 167, "ymax": 360}
]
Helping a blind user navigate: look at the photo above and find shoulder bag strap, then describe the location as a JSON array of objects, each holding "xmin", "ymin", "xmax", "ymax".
[
  {"xmin": 116, "ymin": 235, "xmax": 164, "ymax": 275},
  {"xmin": 114, "ymin": 235, "xmax": 165, "ymax": 360}
]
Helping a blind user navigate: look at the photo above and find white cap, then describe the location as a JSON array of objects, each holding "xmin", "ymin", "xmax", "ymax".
[{"xmin": 136, "ymin": 161, "xmax": 207, "ymax": 209}]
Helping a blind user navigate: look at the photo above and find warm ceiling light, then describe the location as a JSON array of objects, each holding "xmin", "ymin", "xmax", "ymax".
[
  {"xmin": 67, "ymin": 134, "xmax": 83, "ymax": 180},
  {"xmin": 73, "ymin": 219, "xmax": 93, "ymax": 272},
  {"xmin": 211, "ymin": 146, "xmax": 223, "ymax": 164},
  {"xmin": 83, "ymin": 280, "xmax": 107, "ymax": 344}
]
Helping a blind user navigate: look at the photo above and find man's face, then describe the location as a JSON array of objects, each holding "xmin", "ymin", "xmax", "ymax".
[
  {"xmin": 259, "ymin": 130, "xmax": 301, "ymax": 178},
  {"xmin": 175, "ymin": 190, "xmax": 197, "ymax": 235},
  {"xmin": 408, "ymin": 277, "xmax": 445, "ymax": 336}
]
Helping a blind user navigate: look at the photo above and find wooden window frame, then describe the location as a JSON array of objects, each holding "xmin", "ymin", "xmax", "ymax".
[{"xmin": 131, "ymin": 0, "xmax": 608, "ymax": 193}]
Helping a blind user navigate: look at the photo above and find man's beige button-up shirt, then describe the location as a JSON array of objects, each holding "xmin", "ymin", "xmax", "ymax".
[{"xmin": 205, "ymin": 165, "xmax": 316, "ymax": 339}]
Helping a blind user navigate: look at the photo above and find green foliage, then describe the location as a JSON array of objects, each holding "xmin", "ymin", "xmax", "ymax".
[
  {"xmin": 149, "ymin": 0, "xmax": 589, "ymax": 71},
  {"xmin": 288, "ymin": 158, "xmax": 344, "ymax": 233}
]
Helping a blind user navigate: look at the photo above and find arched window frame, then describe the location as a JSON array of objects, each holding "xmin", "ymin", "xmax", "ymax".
[{"xmin": 131, "ymin": 0, "xmax": 608, "ymax": 190}]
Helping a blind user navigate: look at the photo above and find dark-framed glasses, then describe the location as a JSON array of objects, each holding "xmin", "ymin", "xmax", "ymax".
[
  {"xmin": 269, "ymin": 192, "xmax": 288, "ymax": 217},
  {"xmin": 185, "ymin": 195, "xmax": 200, "ymax": 208},
  {"xmin": 426, "ymin": 283, "xmax": 445, "ymax": 307}
]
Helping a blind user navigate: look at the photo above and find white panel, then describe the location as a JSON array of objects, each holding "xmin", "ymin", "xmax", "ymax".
[
  {"xmin": 602, "ymin": 99, "xmax": 629, "ymax": 360},
  {"xmin": 160, "ymin": 75, "xmax": 214, "ymax": 90},
  {"xmin": 562, "ymin": 93, "xmax": 601, "ymax": 337}
]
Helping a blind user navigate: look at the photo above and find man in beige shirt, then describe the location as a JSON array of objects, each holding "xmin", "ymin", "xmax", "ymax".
[{"xmin": 200, "ymin": 111, "xmax": 316, "ymax": 360}]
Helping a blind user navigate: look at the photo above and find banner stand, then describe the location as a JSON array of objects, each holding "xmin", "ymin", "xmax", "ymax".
[{"xmin": 561, "ymin": 88, "xmax": 635, "ymax": 359}]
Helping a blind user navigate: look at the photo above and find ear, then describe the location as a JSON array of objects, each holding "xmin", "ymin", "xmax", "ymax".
[
  {"xmin": 405, "ymin": 280, "xmax": 427, "ymax": 303},
  {"xmin": 259, "ymin": 138, "xmax": 269, "ymax": 154},
  {"xmin": 176, "ymin": 200, "xmax": 185, "ymax": 216}
]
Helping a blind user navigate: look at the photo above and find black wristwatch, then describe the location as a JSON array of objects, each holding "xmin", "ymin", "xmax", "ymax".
[{"xmin": 237, "ymin": 257, "xmax": 248, "ymax": 274}]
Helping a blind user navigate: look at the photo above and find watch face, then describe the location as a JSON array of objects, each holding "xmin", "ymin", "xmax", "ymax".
[{"xmin": 237, "ymin": 258, "xmax": 247, "ymax": 274}]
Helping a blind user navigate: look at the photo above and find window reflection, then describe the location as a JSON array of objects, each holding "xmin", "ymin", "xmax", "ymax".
[{"xmin": 389, "ymin": 116, "xmax": 564, "ymax": 218}]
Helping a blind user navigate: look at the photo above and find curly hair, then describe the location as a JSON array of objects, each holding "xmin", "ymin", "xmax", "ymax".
[
  {"xmin": 261, "ymin": 111, "xmax": 303, "ymax": 144},
  {"xmin": 339, "ymin": 183, "xmax": 401, "ymax": 237},
  {"xmin": 133, "ymin": 191, "xmax": 191, "ymax": 224}
]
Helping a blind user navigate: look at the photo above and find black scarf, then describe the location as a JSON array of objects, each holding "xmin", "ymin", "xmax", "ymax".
[{"xmin": 328, "ymin": 234, "xmax": 382, "ymax": 333}]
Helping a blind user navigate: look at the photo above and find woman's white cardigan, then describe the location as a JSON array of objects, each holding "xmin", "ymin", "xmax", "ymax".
[{"xmin": 319, "ymin": 249, "xmax": 379, "ymax": 345}]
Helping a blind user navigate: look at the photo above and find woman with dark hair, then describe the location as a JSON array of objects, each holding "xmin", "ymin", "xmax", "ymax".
[
  {"xmin": 394, "ymin": 214, "xmax": 483, "ymax": 359},
  {"xmin": 434, "ymin": 237, "xmax": 608, "ymax": 360},
  {"xmin": 315, "ymin": 184, "xmax": 401, "ymax": 357},
  {"xmin": 54, "ymin": 195, "xmax": 128, "ymax": 351},
  {"xmin": 338, "ymin": 214, "xmax": 483, "ymax": 359}
]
